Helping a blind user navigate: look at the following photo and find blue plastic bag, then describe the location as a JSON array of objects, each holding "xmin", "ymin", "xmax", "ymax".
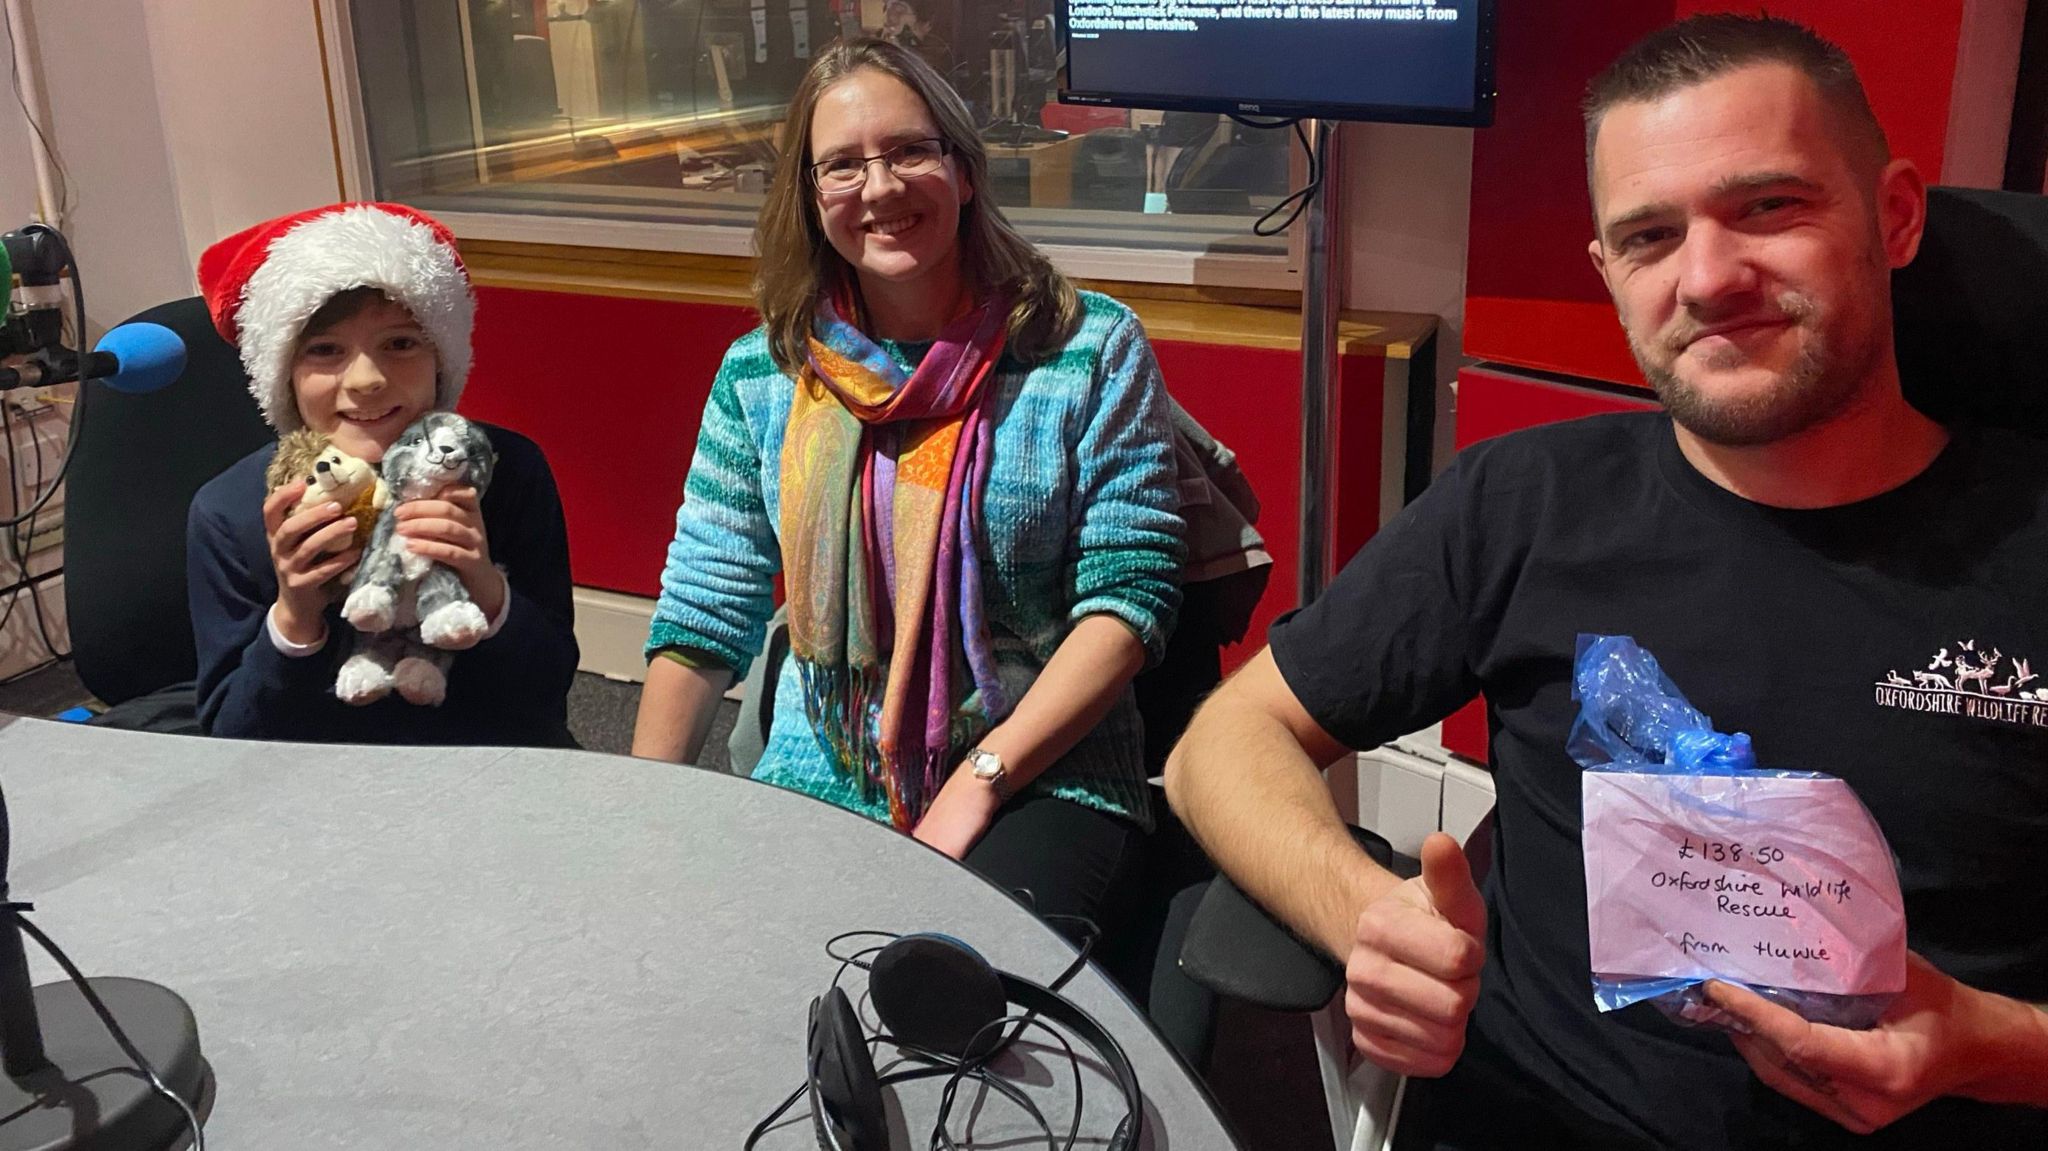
[{"xmin": 1571, "ymin": 635, "xmax": 1902, "ymax": 1030}]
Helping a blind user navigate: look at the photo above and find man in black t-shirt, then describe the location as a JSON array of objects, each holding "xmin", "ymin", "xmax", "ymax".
[{"xmin": 1164, "ymin": 15, "xmax": 2048, "ymax": 1151}]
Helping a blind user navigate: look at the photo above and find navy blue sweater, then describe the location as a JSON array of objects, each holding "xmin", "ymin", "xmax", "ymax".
[{"xmin": 187, "ymin": 422, "xmax": 579, "ymax": 747}]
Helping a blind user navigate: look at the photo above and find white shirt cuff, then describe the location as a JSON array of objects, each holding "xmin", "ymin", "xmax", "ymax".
[
  {"xmin": 480, "ymin": 569, "xmax": 513, "ymax": 640},
  {"xmin": 265, "ymin": 603, "xmax": 328, "ymax": 657}
]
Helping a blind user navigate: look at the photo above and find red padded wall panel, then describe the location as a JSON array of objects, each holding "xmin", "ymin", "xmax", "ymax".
[
  {"xmin": 1152, "ymin": 341, "xmax": 1390, "ymax": 671},
  {"xmin": 461, "ymin": 283, "xmax": 1392, "ymax": 675},
  {"xmin": 1151, "ymin": 339, "xmax": 1302, "ymax": 671},
  {"xmin": 459, "ymin": 286, "xmax": 757, "ymax": 595},
  {"xmin": 1674, "ymin": 0, "xmax": 1968, "ymax": 178},
  {"xmin": 1462, "ymin": 0, "xmax": 1671, "ymax": 386},
  {"xmin": 1454, "ymin": 366, "xmax": 1661, "ymax": 450}
]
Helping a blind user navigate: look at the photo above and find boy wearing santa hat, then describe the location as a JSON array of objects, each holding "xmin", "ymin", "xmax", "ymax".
[{"xmin": 186, "ymin": 202, "xmax": 578, "ymax": 745}]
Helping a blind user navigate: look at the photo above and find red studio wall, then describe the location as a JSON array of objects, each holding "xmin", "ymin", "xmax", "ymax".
[
  {"xmin": 457, "ymin": 285, "xmax": 759, "ymax": 601},
  {"xmin": 459, "ymin": 284, "xmax": 1394, "ymax": 674}
]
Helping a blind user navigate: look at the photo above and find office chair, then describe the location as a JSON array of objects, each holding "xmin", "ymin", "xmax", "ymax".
[{"xmin": 65, "ymin": 296, "xmax": 270, "ymax": 728}]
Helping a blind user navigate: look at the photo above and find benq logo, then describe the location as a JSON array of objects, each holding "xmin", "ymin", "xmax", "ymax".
[{"xmin": 1238, "ymin": 103, "xmax": 1263, "ymax": 113}]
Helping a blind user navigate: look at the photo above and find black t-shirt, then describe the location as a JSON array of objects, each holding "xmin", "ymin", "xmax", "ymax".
[{"xmin": 1270, "ymin": 412, "xmax": 2048, "ymax": 1150}]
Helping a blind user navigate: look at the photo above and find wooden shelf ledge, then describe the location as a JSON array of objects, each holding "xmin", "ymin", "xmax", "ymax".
[{"xmin": 459, "ymin": 239, "xmax": 1437, "ymax": 357}]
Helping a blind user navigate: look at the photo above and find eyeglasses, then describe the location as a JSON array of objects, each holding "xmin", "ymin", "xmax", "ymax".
[{"xmin": 808, "ymin": 138, "xmax": 951, "ymax": 195}]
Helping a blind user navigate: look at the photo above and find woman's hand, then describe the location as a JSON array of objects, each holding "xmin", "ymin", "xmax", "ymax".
[
  {"xmin": 263, "ymin": 480, "xmax": 360, "ymax": 645},
  {"xmin": 911, "ymin": 766, "xmax": 1006, "ymax": 860},
  {"xmin": 394, "ymin": 487, "xmax": 505, "ymax": 620},
  {"xmin": 908, "ymin": 616, "xmax": 1148, "ymax": 859}
]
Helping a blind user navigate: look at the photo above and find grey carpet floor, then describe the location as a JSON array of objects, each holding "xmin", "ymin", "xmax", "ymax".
[
  {"xmin": 0, "ymin": 659, "xmax": 93, "ymax": 716},
  {"xmin": 566, "ymin": 670, "xmax": 732, "ymax": 761}
]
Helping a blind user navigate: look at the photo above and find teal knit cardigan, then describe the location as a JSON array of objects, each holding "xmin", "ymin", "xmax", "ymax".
[{"xmin": 647, "ymin": 291, "xmax": 1185, "ymax": 828}]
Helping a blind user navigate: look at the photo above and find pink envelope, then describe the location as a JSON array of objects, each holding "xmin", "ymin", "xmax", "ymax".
[{"xmin": 1582, "ymin": 771, "xmax": 1907, "ymax": 997}]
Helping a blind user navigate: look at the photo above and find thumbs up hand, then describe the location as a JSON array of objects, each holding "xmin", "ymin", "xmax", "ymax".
[{"xmin": 1345, "ymin": 832, "xmax": 1488, "ymax": 1077}]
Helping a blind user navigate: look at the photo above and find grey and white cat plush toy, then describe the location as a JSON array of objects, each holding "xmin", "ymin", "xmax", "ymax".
[{"xmin": 335, "ymin": 412, "xmax": 498, "ymax": 706}]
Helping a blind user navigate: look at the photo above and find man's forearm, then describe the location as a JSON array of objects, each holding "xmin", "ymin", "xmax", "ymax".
[
  {"xmin": 1165, "ymin": 682, "xmax": 1402, "ymax": 959},
  {"xmin": 1963, "ymin": 993, "xmax": 2048, "ymax": 1107}
]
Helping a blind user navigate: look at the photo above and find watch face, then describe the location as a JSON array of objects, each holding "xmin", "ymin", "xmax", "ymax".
[{"xmin": 970, "ymin": 750, "xmax": 1001, "ymax": 779}]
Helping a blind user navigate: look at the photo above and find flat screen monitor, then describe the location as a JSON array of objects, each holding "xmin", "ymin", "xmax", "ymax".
[{"xmin": 1057, "ymin": 1, "xmax": 1497, "ymax": 126}]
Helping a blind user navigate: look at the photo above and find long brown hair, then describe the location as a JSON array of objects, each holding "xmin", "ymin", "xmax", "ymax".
[{"xmin": 753, "ymin": 37, "xmax": 1080, "ymax": 376}]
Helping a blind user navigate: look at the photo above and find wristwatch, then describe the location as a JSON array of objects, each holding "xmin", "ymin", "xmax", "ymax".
[{"xmin": 965, "ymin": 748, "xmax": 1012, "ymax": 802}]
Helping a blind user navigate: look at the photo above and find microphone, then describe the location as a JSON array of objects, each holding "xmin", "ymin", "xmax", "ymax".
[
  {"xmin": 0, "ymin": 322, "xmax": 186, "ymax": 394},
  {"xmin": 88, "ymin": 322, "xmax": 187, "ymax": 394},
  {"xmin": 0, "ymin": 229, "xmax": 68, "ymax": 361},
  {"xmin": 0, "ymin": 781, "xmax": 211, "ymax": 1150}
]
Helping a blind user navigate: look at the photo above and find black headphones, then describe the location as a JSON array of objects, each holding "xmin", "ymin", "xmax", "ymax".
[{"xmin": 746, "ymin": 929, "xmax": 1143, "ymax": 1151}]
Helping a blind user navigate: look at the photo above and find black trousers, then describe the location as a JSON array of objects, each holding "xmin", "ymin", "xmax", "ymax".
[
  {"xmin": 962, "ymin": 793, "xmax": 1218, "ymax": 1070},
  {"xmin": 1393, "ymin": 1019, "xmax": 1645, "ymax": 1151},
  {"xmin": 949, "ymin": 574, "xmax": 1268, "ymax": 1072},
  {"xmin": 964, "ymin": 794, "xmax": 1146, "ymax": 943}
]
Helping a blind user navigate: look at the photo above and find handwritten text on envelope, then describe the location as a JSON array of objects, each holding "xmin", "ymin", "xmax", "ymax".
[{"xmin": 1582, "ymin": 771, "xmax": 1907, "ymax": 997}]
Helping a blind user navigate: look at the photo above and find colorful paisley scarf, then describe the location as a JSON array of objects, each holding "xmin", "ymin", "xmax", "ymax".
[{"xmin": 781, "ymin": 289, "xmax": 1011, "ymax": 829}]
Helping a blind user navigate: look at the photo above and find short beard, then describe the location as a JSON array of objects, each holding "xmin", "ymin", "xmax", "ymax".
[{"xmin": 1629, "ymin": 293, "xmax": 1870, "ymax": 448}]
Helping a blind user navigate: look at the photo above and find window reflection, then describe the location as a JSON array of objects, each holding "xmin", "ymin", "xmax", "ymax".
[{"xmin": 352, "ymin": 1, "xmax": 1292, "ymax": 254}]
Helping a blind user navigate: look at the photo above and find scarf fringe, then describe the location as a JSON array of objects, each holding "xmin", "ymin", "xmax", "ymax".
[
  {"xmin": 911, "ymin": 747, "xmax": 952, "ymax": 829},
  {"xmin": 798, "ymin": 653, "xmax": 1014, "ymax": 831},
  {"xmin": 795, "ymin": 658, "xmax": 886, "ymax": 796}
]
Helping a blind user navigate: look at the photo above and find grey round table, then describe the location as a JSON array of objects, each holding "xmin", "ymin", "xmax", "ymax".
[{"xmin": 0, "ymin": 717, "xmax": 1243, "ymax": 1149}]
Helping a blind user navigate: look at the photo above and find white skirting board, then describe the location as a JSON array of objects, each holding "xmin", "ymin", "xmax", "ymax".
[
  {"xmin": 568, "ymin": 586, "xmax": 750, "ymax": 704},
  {"xmin": 1439, "ymin": 756, "xmax": 1498, "ymax": 846},
  {"xmin": 571, "ymin": 586, "xmax": 658, "ymax": 683},
  {"xmin": 1352, "ymin": 743, "xmax": 1445, "ymax": 860}
]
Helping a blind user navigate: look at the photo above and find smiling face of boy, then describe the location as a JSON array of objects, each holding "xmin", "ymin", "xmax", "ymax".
[{"xmin": 289, "ymin": 291, "xmax": 439, "ymax": 463}]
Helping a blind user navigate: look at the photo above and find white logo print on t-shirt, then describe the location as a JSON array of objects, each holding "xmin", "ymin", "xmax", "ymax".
[{"xmin": 1874, "ymin": 640, "xmax": 2048, "ymax": 728}]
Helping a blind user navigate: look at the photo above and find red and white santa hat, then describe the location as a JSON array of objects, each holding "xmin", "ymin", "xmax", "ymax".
[{"xmin": 197, "ymin": 202, "xmax": 475, "ymax": 432}]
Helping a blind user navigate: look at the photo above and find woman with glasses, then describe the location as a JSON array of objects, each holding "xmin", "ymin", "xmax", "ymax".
[{"xmin": 633, "ymin": 37, "xmax": 1184, "ymax": 941}]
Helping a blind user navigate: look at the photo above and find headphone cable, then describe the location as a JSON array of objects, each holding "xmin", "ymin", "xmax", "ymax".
[
  {"xmin": 929, "ymin": 1013, "xmax": 1081, "ymax": 1151},
  {"xmin": 743, "ymin": 1034, "xmax": 1060, "ymax": 1151}
]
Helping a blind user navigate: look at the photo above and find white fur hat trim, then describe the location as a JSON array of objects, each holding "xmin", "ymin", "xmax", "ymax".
[{"xmin": 235, "ymin": 205, "xmax": 475, "ymax": 431}]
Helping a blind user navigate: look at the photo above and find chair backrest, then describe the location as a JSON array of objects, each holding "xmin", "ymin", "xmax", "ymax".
[
  {"xmin": 65, "ymin": 295, "xmax": 272, "ymax": 704},
  {"xmin": 1895, "ymin": 186, "xmax": 2048, "ymax": 435}
]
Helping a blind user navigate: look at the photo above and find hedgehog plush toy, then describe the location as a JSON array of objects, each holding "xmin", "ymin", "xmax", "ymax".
[{"xmin": 264, "ymin": 428, "xmax": 389, "ymax": 580}]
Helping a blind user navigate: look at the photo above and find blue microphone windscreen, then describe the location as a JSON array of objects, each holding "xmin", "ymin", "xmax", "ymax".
[{"xmin": 93, "ymin": 321, "xmax": 187, "ymax": 394}]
